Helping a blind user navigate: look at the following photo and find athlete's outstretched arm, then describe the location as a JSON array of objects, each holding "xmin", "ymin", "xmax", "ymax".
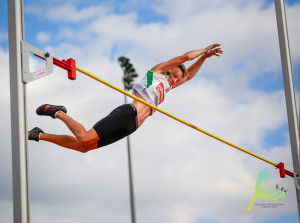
[
  {"xmin": 186, "ymin": 47, "xmax": 223, "ymax": 81},
  {"xmin": 151, "ymin": 43, "xmax": 221, "ymax": 74},
  {"xmin": 171, "ymin": 46, "xmax": 223, "ymax": 89}
]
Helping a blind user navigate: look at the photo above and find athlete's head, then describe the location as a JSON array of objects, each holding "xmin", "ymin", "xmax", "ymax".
[
  {"xmin": 168, "ymin": 64, "xmax": 187, "ymax": 87},
  {"xmin": 177, "ymin": 64, "xmax": 187, "ymax": 77}
]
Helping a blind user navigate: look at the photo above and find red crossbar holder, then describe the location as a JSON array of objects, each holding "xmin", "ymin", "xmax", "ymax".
[
  {"xmin": 276, "ymin": 162, "xmax": 294, "ymax": 178},
  {"xmin": 53, "ymin": 57, "xmax": 76, "ymax": 80},
  {"xmin": 34, "ymin": 53, "xmax": 76, "ymax": 80}
]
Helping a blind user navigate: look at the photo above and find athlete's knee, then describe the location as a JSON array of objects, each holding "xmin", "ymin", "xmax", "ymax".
[
  {"xmin": 80, "ymin": 147, "xmax": 89, "ymax": 153},
  {"xmin": 77, "ymin": 132, "xmax": 93, "ymax": 147},
  {"xmin": 75, "ymin": 137, "xmax": 98, "ymax": 153},
  {"xmin": 75, "ymin": 144, "xmax": 91, "ymax": 153},
  {"xmin": 78, "ymin": 131, "xmax": 99, "ymax": 149},
  {"xmin": 81, "ymin": 144, "xmax": 98, "ymax": 153},
  {"xmin": 73, "ymin": 143, "xmax": 86, "ymax": 153}
]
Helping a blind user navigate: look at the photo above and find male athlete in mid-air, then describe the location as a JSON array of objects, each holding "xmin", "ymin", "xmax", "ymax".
[{"xmin": 28, "ymin": 44, "xmax": 223, "ymax": 152}]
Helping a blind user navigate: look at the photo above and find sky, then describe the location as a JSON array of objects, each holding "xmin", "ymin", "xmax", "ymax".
[{"xmin": 1, "ymin": 0, "xmax": 300, "ymax": 223}]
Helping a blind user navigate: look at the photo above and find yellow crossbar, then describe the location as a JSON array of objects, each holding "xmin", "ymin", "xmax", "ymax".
[{"xmin": 76, "ymin": 66, "xmax": 278, "ymax": 167}]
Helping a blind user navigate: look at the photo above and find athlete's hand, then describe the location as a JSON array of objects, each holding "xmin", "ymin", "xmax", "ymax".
[
  {"xmin": 203, "ymin": 44, "xmax": 223, "ymax": 58},
  {"xmin": 205, "ymin": 43, "xmax": 220, "ymax": 52}
]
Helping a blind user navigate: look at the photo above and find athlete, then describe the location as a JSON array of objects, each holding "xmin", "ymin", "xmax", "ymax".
[{"xmin": 28, "ymin": 44, "xmax": 223, "ymax": 152}]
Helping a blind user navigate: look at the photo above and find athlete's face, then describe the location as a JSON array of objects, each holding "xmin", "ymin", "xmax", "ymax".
[{"xmin": 168, "ymin": 67, "xmax": 183, "ymax": 87}]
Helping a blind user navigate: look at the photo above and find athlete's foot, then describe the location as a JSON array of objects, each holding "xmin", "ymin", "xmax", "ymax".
[
  {"xmin": 28, "ymin": 127, "xmax": 44, "ymax": 142},
  {"xmin": 36, "ymin": 104, "xmax": 67, "ymax": 119}
]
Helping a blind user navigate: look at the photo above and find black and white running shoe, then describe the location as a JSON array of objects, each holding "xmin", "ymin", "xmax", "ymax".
[
  {"xmin": 36, "ymin": 104, "xmax": 67, "ymax": 118},
  {"xmin": 28, "ymin": 127, "xmax": 44, "ymax": 142}
]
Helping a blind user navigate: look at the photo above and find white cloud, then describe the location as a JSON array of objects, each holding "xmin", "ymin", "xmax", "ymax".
[
  {"xmin": 2, "ymin": 0, "xmax": 300, "ymax": 223},
  {"xmin": 286, "ymin": 2, "xmax": 300, "ymax": 61},
  {"xmin": 0, "ymin": 48, "xmax": 13, "ymax": 223},
  {"xmin": 46, "ymin": 3, "xmax": 109, "ymax": 22},
  {"xmin": 37, "ymin": 31, "xmax": 51, "ymax": 43}
]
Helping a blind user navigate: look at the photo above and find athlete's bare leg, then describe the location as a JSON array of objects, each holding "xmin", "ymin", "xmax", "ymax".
[
  {"xmin": 39, "ymin": 111, "xmax": 100, "ymax": 152},
  {"xmin": 55, "ymin": 111, "xmax": 99, "ymax": 145},
  {"xmin": 40, "ymin": 133, "xmax": 97, "ymax": 153}
]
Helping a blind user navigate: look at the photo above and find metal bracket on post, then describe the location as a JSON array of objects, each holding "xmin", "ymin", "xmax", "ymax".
[
  {"xmin": 294, "ymin": 174, "xmax": 300, "ymax": 191},
  {"xmin": 21, "ymin": 41, "xmax": 53, "ymax": 83},
  {"xmin": 276, "ymin": 162, "xmax": 295, "ymax": 178}
]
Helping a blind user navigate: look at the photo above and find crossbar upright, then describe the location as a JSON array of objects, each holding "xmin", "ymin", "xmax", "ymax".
[
  {"xmin": 274, "ymin": 0, "xmax": 300, "ymax": 218},
  {"xmin": 7, "ymin": 0, "xmax": 30, "ymax": 223}
]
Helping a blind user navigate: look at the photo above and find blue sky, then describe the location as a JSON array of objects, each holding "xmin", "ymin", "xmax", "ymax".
[
  {"xmin": 1, "ymin": 0, "xmax": 300, "ymax": 223},
  {"xmin": 1, "ymin": 0, "xmax": 299, "ymax": 91},
  {"xmin": 260, "ymin": 212, "xmax": 299, "ymax": 223}
]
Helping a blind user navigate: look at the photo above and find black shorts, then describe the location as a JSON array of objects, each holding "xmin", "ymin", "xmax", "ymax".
[{"xmin": 93, "ymin": 104, "xmax": 138, "ymax": 148}]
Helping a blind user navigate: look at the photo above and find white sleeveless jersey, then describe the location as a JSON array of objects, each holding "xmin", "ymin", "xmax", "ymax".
[{"xmin": 132, "ymin": 71, "xmax": 172, "ymax": 114}]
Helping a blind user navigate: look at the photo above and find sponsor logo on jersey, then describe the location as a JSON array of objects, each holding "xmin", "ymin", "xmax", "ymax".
[{"xmin": 156, "ymin": 82, "xmax": 165, "ymax": 104}]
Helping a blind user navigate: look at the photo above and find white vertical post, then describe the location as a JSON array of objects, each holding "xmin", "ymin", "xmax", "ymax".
[
  {"xmin": 7, "ymin": 0, "xmax": 30, "ymax": 222},
  {"xmin": 124, "ymin": 95, "xmax": 137, "ymax": 223},
  {"xmin": 274, "ymin": 0, "xmax": 300, "ymax": 219}
]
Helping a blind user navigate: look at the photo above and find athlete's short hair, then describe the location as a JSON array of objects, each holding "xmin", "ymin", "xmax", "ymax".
[{"xmin": 178, "ymin": 64, "xmax": 187, "ymax": 77}]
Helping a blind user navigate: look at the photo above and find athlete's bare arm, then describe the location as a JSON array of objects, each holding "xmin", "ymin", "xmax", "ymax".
[
  {"xmin": 172, "ymin": 47, "xmax": 223, "ymax": 89},
  {"xmin": 151, "ymin": 44, "xmax": 221, "ymax": 74}
]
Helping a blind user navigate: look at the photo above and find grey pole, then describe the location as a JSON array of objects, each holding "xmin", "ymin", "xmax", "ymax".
[
  {"xmin": 118, "ymin": 56, "xmax": 138, "ymax": 223},
  {"xmin": 7, "ymin": 0, "xmax": 30, "ymax": 223},
  {"xmin": 274, "ymin": 0, "xmax": 300, "ymax": 219},
  {"xmin": 124, "ymin": 95, "xmax": 137, "ymax": 223}
]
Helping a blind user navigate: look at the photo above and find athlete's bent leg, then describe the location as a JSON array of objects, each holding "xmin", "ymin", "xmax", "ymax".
[
  {"xmin": 31, "ymin": 104, "xmax": 138, "ymax": 150},
  {"xmin": 40, "ymin": 133, "xmax": 98, "ymax": 153},
  {"xmin": 55, "ymin": 111, "xmax": 100, "ymax": 147},
  {"xmin": 31, "ymin": 104, "xmax": 100, "ymax": 152}
]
